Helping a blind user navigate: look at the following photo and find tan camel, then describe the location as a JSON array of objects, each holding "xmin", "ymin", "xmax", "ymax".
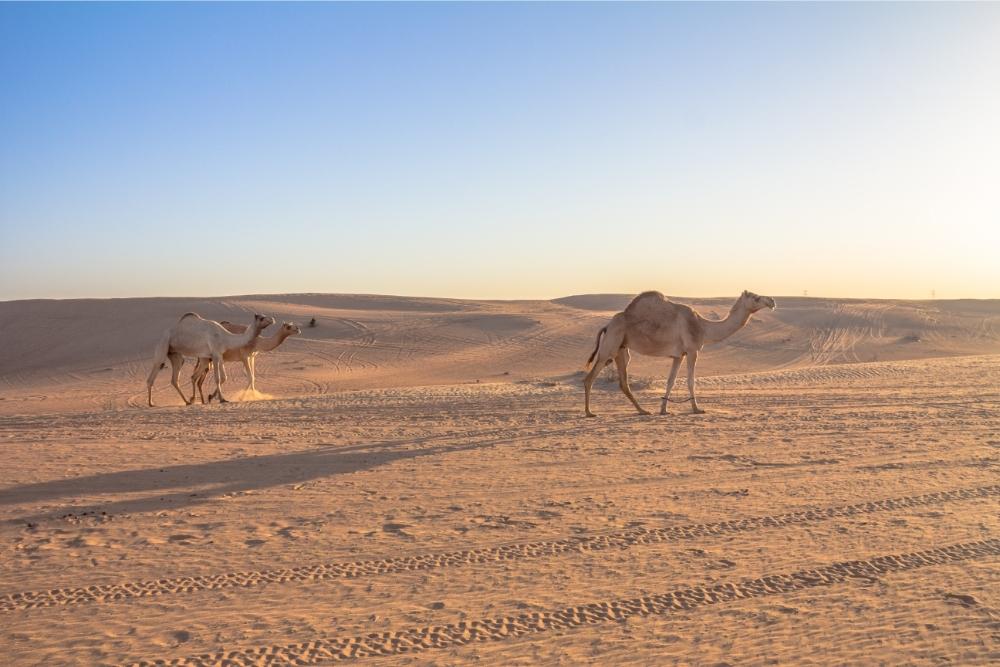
[
  {"xmin": 583, "ymin": 290, "xmax": 775, "ymax": 417},
  {"xmin": 190, "ymin": 321, "xmax": 301, "ymax": 404},
  {"xmin": 146, "ymin": 313, "xmax": 274, "ymax": 407}
]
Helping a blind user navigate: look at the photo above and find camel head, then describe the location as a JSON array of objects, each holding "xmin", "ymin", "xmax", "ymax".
[
  {"xmin": 279, "ymin": 322, "xmax": 302, "ymax": 339},
  {"xmin": 253, "ymin": 313, "xmax": 275, "ymax": 333},
  {"xmin": 741, "ymin": 290, "xmax": 776, "ymax": 313}
]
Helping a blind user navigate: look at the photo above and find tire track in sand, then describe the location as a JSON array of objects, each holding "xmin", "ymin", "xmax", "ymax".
[
  {"xmin": 127, "ymin": 538, "xmax": 1000, "ymax": 666},
  {"xmin": 2, "ymin": 484, "xmax": 997, "ymax": 613}
]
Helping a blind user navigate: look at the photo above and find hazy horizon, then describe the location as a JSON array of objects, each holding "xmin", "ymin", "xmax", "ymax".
[
  {"xmin": 3, "ymin": 288, "xmax": 999, "ymax": 306},
  {"xmin": 2, "ymin": 3, "xmax": 999, "ymax": 301}
]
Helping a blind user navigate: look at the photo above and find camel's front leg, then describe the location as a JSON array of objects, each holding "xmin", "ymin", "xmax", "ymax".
[
  {"xmin": 615, "ymin": 349, "xmax": 649, "ymax": 415},
  {"xmin": 213, "ymin": 353, "xmax": 229, "ymax": 403},
  {"xmin": 242, "ymin": 356, "xmax": 254, "ymax": 392},
  {"xmin": 686, "ymin": 351, "xmax": 704, "ymax": 414},
  {"xmin": 659, "ymin": 356, "xmax": 683, "ymax": 415}
]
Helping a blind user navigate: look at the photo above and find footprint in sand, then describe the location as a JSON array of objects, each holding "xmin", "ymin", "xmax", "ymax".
[
  {"xmin": 383, "ymin": 523, "xmax": 414, "ymax": 539},
  {"xmin": 943, "ymin": 592, "xmax": 978, "ymax": 607}
]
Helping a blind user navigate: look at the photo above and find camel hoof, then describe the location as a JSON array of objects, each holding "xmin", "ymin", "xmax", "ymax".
[
  {"xmin": 219, "ymin": 398, "xmax": 229, "ymax": 404},
  {"xmin": 659, "ymin": 409, "xmax": 668, "ymax": 416},
  {"xmin": 637, "ymin": 409, "xmax": 651, "ymax": 416},
  {"xmin": 585, "ymin": 412, "xmax": 597, "ymax": 418},
  {"xmin": 692, "ymin": 407, "xmax": 706, "ymax": 414}
]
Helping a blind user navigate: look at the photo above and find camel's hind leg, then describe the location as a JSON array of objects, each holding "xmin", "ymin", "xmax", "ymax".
[
  {"xmin": 146, "ymin": 334, "xmax": 171, "ymax": 407},
  {"xmin": 583, "ymin": 316, "xmax": 627, "ymax": 417},
  {"xmin": 190, "ymin": 358, "xmax": 210, "ymax": 404},
  {"xmin": 147, "ymin": 360, "xmax": 164, "ymax": 407},
  {"xmin": 615, "ymin": 348, "xmax": 650, "ymax": 415},
  {"xmin": 583, "ymin": 360, "xmax": 607, "ymax": 418},
  {"xmin": 686, "ymin": 350, "xmax": 704, "ymax": 414},
  {"xmin": 168, "ymin": 352, "xmax": 190, "ymax": 405},
  {"xmin": 659, "ymin": 356, "xmax": 683, "ymax": 415}
]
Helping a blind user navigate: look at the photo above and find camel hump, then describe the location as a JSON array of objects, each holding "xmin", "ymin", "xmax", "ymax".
[
  {"xmin": 179, "ymin": 312, "xmax": 200, "ymax": 321},
  {"xmin": 624, "ymin": 290, "xmax": 668, "ymax": 314}
]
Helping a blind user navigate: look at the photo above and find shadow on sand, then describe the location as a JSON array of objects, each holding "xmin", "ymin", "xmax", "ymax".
[
  {"xmin": 1, "ymin": 440, "xmax": 481, "ymax": 524},
  {"xmin": 0, "ymin": 414, "xmax": 626, "ymax": 524}
]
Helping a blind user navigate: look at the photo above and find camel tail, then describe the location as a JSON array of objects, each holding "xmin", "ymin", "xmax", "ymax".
[
  {"xmin": 585, "ymin": 326, "xmax": 608, "ymax": 370},
  {"xmin": 146, "ymin": 330, "xmax": 170, "ymax": 386}
]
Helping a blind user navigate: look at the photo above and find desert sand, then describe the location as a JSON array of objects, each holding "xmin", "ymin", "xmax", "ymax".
[{"xmin": 1, "ymin": 293, "xmax": 999, "ymax": 665}]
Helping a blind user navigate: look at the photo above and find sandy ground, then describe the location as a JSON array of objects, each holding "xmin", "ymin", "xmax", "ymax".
[{"xmin": 1, "ymin": 293, "xmax": 999, "ymax": 665}]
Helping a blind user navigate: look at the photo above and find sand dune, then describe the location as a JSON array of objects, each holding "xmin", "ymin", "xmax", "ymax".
[
  {"xmin": 1, "ymin": 293, "xmax": 998, "ymax": 414},
  {"xmin": 1, "ymin": 293, "xmax": 999, "ymax": 665}
]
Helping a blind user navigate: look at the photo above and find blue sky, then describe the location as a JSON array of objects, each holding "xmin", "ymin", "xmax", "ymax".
[{"xmin": 2, "ymin": 2, "xmax": 998, "ymax": 300}]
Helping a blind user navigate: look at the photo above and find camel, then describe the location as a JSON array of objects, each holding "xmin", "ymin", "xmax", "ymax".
[
  {"xmin": 190, "ymin": 321, "xmax": 301, "ymax": 404},
  {"xmin": 146, "ymin": 312, "xmax": 274, "ymax": 407},
  {"xmin": 583, "ymin": 290, "xmax": 776, "ymax": 417}
]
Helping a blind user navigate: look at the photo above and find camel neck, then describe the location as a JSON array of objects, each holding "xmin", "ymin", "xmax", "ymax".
[
  {"xmin": 255, "ymin": 330, "xmax": 289, "ymax": 352},
  {"xmin": 235, "ymin": 322, "xmax": 262, "ymax": 347},
  {"xmin": 701, "ymin": 300, "xmax": 752, "ymax": 343}
]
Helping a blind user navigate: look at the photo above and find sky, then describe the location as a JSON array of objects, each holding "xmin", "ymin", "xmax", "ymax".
[{"xmin": 1, "ymin": 2, "xmax": 999, "ymax": 301}]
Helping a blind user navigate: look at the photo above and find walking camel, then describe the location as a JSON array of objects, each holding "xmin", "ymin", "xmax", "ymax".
[
  {"xmin": 190, "ymin": 321, "xmax": 301, "ymax": 404},
  {"xmin": 583, "ymin": 290, "xmax": 776, "ymax": 417},
  {"xmin": 146, "ymin": 312, "xmax": 274, "ymax": 407}
]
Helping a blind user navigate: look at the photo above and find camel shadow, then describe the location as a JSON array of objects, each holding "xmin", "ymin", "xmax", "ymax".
[
  {"xmin": 1, "ymin": 440, "xmax": 483, "ymax": 525},
  {"xmin": 0, "ymin": 410, "xmax": 634, "ymax": 526}
]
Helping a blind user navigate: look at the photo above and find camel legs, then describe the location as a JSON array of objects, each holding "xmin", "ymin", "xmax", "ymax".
[
  {"xmin": 249, "ymin": 355, "xmax": 258, "ymax": 391},
  {"xmin": 659, "ymin": 356, "xmax": 683, "ymax": 415},
  {"xmin": 167, "ymin": 352, "xmax": 190, "ymax": 405},
  {"xmin": 197, "ymin": 362, "xmax": 209, "ymax": 404},
  {"xmin": 614, "ymin": 349, "xmax": 650, "ymax": 415},
  {"xmin": 146, "ymin": 359, "xmax": 163, "ymax": 407},
  {"xmin": 242, "ymin": 357, "xmax": 254, "ymax": 392},
  {"xmin": 583, "ymin": 359, "xmax": 604, "ymax": 418},
  {"xmin": 583, "ymin": 320, "xmax": 627, "ymax": 417},
  {"xmin": 147, "ymin": 350, "xmax": 190, "ymax": 406},
  {"xmin": 686, "ymin": 351, "xmax": 704, "ymax": 414},
  {"xmin": 211, "ymin": 353, "xmax": 229, "ymax": 403},
  {"xmin": 190, "ymin": 358, "xmax": 211, "ymax": 404}
]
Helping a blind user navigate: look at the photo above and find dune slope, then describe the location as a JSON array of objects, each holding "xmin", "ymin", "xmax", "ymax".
[{"xmin": 1, "ymin": 293, "xmax": 998, "ymax": 414}]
